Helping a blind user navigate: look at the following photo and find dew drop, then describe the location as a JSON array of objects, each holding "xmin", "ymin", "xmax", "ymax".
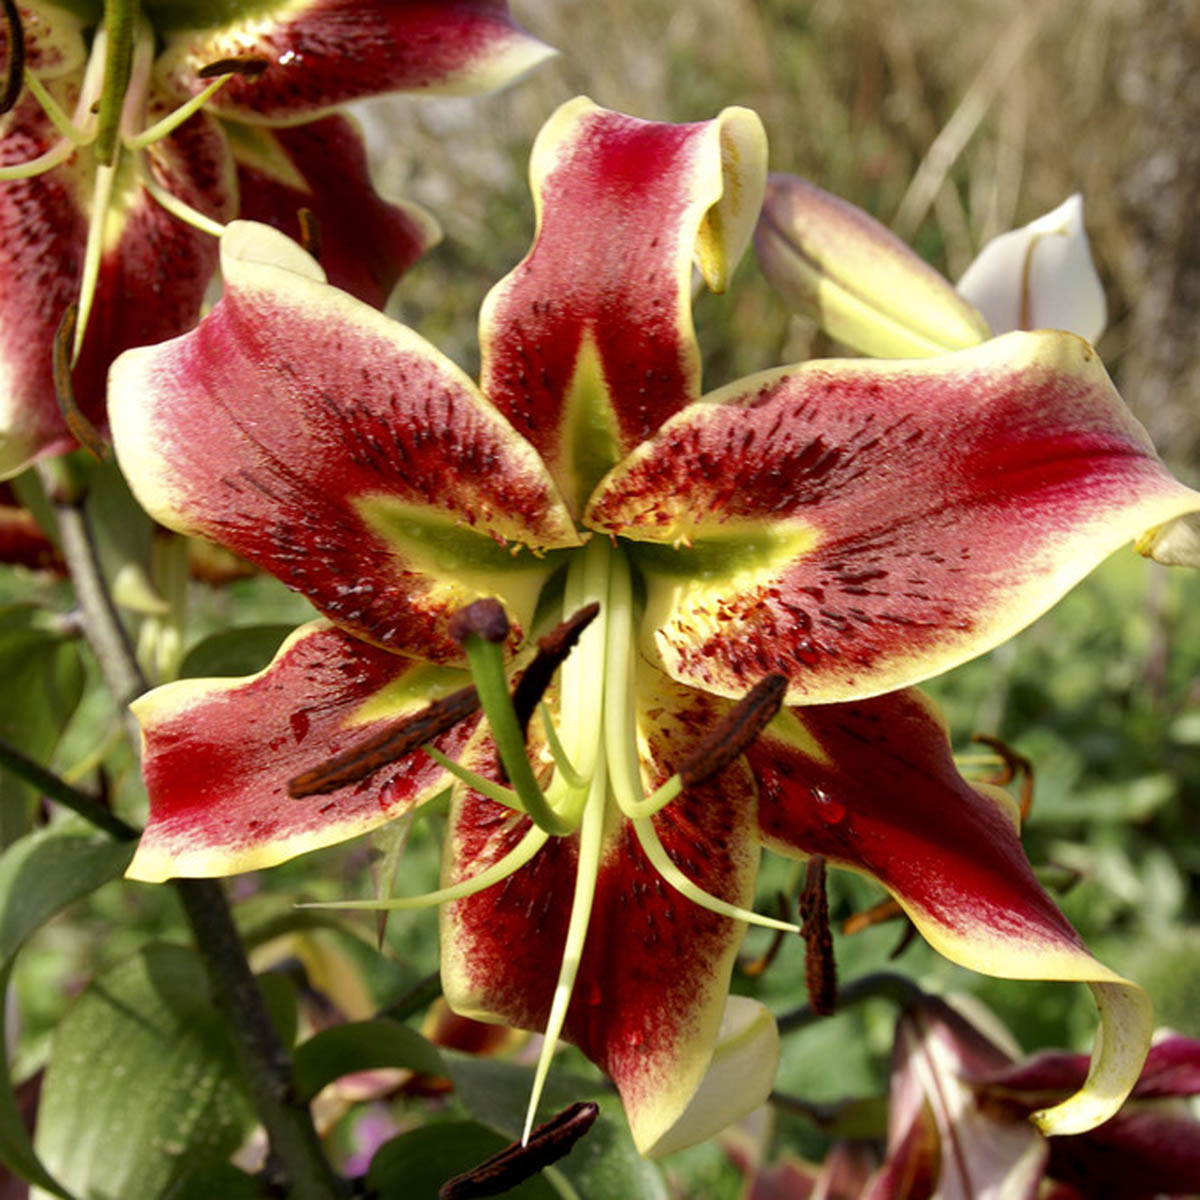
[{"xmin": 811, "ymin": 786, "xmax": 846, "ymax": 823}]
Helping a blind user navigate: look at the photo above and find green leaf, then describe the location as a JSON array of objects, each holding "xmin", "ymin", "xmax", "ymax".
[
  {"xmin": 0, "ymin": 607, "xmax": 85, "ymax": 845},
  {"xmin": 292, "ymin": 1019, "xmax": 447, "ymax": 1102},
  {"xmin": 161, "ymin": 1164, "xmax": 263, "ymax": 1200},
  {"xmin": 0, "ymin": 825, "xmax": 135, "ymax": 1197},
  {"xmin": 34, "ymin": 944, "xmax": 256, "ymax": 1199},
  {"xmin": 447, "ymin": 1058, "xmax": 667, "ymax": 1200},
  {"xmin": 365, "ymin": 1122, "xmax": 558, "ymax": 1200},
  {"xmin": 179, "ymin": 625, "xmax": 295, "ymax": 679}
]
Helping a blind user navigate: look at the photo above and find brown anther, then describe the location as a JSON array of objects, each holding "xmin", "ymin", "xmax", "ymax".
[
  {"xmin": 439, "ymin": 1101, "xmax": 599, "ymax": 1199},
  {"xmin": 799, "ymin": 856, "xmax": 837, "ymax": 1016},
  {"xmin": 737, "ymin": 891, "xmax": 791, "ymax": 978},
  {"xmin": 449, "ymin": 598, "xmax": 510, "ymax": 645},
  {"xmin": 53, "ymin": 305, "xmax": 106, "ymax": 461},
  {"xmin": 679, "ymin": 673, "xmax": 787, "ymax": 788},
  {"xmin": 197, "ymin": 56, "xmax": 269, "ymax": 79},
  {"xmin": 511, "ymin": 602, "xmax": 601, "ymax": 737},
  {"xmin": 888, "ymin": 920, "xmax": 919, "ymax": 960},
  {"xmin": 297, "ymin": 206, "xmax": 321, "ymax": 259},
  {"xmin": 971, "ymin": 733, "xmax": 1034, "ymax": 820},
  {"xmin": 288, "ymin": 684, "xmax": 478, "ymax": 797},
  {"xmin": 1, "ymin": 0, "xmax": 26, "ymax": 115}
]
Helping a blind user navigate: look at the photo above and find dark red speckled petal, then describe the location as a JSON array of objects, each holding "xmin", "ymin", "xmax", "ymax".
[
  {"xmin": 156, "ymin": 0, "xmax": 554, "ymax": 123},
  {"xmin": 127, "ymin": 621, "xmax": 478, "ymax": 881},
  {"xmin": 109, "ymin": 221, "xmax": 580, "ymax": 664},
  {"xmin": 586, "ymin": 332, "xmax": 1200, "ymax": 703}
]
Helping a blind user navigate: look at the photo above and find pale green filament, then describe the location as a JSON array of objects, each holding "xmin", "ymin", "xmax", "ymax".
[
  {"xmin": 632, "ymin": 816, "xmax": 800, "ymax": 934},
  {"xmin": 22, "ymin": 72, "xmax": 86, "ymax": 143},
  {"xmin": 139, "ymin": 171, "xmax": 227, "ymax": 237},
  {"xmin": 73, "ymin": 161, "xmax": 116, "ymax": 361},
  {"xmin": 523, "ymin": 760, "xmax": 608, "ymax": 1145},
  {"xmin": 0, "ymin": 137, "xmax": 77, "ymax": 180},
  {"xmin": 300, "ymin": 823, "xmax": 549, "ymax": 912},
  {"xmin": 422, "ymin": 744, "xmax": 524, "ymax": 814},
  {"xmin": 125, "ymin": 74, "xmax": 232, "ymax": 150},
  {"xmin": 538, "ymin": 701, "xmax": 587, "ymax": 790}
]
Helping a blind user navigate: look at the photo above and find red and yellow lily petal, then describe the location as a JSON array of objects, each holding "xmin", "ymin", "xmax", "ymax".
[
  {"xmin": 0, "ymin": 87, "xmax": 87, "ymax": 475},
  {"xmin": 109, "ymin": 220, "xmax": 581, "ymax": 663},
  {"xmin": 755, "ymin": 173, "xmax": 991, "ymax": 358},
  {"xmin": 441, "ymin": 674, "xmax": 764, "ymax": 1155},
  {"xmin": 126, "ymin": 621, "xmax": 477, "ymax": 882},
  {"xmin": 154, "ymin": 0, "xmax": 555, "ymax": 124},
  {"xmin": 5, "ymin": 2, "xmax": 88, "ymax": 79},
  {"xmin": 479, "ymin": 96, "xmax": 767, "ymax": 513},
  {"xmin": 0, "ymin": 84, "xmax": 236, "ymax": 478},
  {"xmin": 745, "ymin": 687, "xmax": 1152, "ymax": 1132},
  {"xmin": 585, "ymin": 331, "xmax": 1200, "ymax": 704},
  {"xmin": 227, "ymin": 113, "xmax": 440, "ymax": 308}
]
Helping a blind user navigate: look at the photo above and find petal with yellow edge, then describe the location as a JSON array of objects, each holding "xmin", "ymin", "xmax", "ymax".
[
  {"xmin": 744, "ymin": 686, "xmax": 1152, "ymax": 1131},
  {"xmin": 109, "ymin": 221, "xmax": 580, "ymax": 665},
  {"xmin": 127, "ymin": 621, "xmax": 477, "ymax": 883},
  {"xmin": 480, "ymin": 96, "xmax": 766, "ymax": 512},
  {"xmin": 154, "ymin": 0, "xmax": 555, "ymax": 123},
  {"xmin": 440, "ymin": 673, "xmax": 763, "ymax": 1156},
  {"xmin": 586, "ymin": 331, "xmax": 1200, "ymax": 703},
  {"xmin": 226, "ymin": 113, "xmax": 440, "ymax": 309}
]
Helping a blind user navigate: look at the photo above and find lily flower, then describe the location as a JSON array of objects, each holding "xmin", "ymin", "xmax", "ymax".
[
  {"xmin": 107, "ymin": 98, "xmax": 1200, "ymax": 1155},
  {"xmin": 874, "ymin": 997, "xmax": 1200, "ymax": 1199},
  {"xmin": 756, "ymin": 176, "xmax": 1200, "ymax": 570},
  {"xmin": 0, "ymin": 0, "xmax": 553, "ymax": 478}
]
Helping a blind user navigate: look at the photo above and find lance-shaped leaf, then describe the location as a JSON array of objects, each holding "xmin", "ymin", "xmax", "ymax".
[
  {"xmin": 957, "ymin": 194, "xmax": 1106, "ymax": 342},
  {"xmin": 126, "ymin": 621, "xmax": 478, "ymax": 882},
  {"xmin": 744, "ymin": 688, "xmax": 1152, "ymax": 1133},
  {"xmin": 153, "ymin": 0, "xmax": 556, "ymax": 122},
  {"xmin": 110, "ymin": 221, "xmax": 580, "ymax": 665},
  {"xmin": 441, "ymin": 672, "xmax": 764, "ymax": 1155},
  {"xmin": 755, "ymin": 173, "xmax": 991, "ymax": 358},
  {"xmin": 480, "ymin": 96, "xmax": 767, "ymax": 512},
  {"xmin": 228, "ymin": 113, "xmax": 440, "ymax": 308},
  {"xmin": 585, "ymin": 331, "xmax": 1200, "ymax": 704}
]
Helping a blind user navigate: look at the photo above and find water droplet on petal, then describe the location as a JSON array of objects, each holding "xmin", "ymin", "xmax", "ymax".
[{"xmin": 811, "ymin": 786, "xmax": 846, "ymax": 823}]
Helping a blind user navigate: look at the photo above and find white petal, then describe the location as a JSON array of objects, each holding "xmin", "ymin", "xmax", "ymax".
[{"xmin": 958, "ymin": 195, "xmax": 1107, "ymax": 342}]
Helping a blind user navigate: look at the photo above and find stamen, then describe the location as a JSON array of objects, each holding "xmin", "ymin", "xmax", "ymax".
[
  {"xmin": 52, "ymin": 305, "xmax": 105, "ymax": 460},
  {"xmin": 124, "ymin": 73, "xmax": 232, "ymax": 152},
  {"xmin": 0, "ymin": 135, "xmax": 76, "ymax": 180},
  {"xmin": 841, "ymin": 895, "xmax": 902, "ymax": 936},
  {"xmin": 537, "ymin": 701, "xmax": 586, "ymax": 789},
  {"xmin": 197, "ymin": 56, "xmax": 269, "ymax": 79},
  {"xmin": 421, "ymin": 744, "xmax": 522, "ymax": 814},
  {"xmin": 511, "ymin": 602, "xmax": 600, "ymax": 737},
  {"xmin": 297, "ymin": 207, "xmax": 321, "ymax": 259},
  {"xmin": 798, "ymin": 856, "xmax": 836, "ymax": 1015},
  {"xmin": 679, "ymin": 673, "xmax": 788, "ymax": 788},
  {"xmin": 523, "ymin": 764, "xmax": 607, "ymax": 1144},
  {"xmin": 453, "ymin": 600, "xmax": 572, "ymax": 837},
  {"xmin": 440, "ymin": 1102, "xmax": 598, "ymax": 1200},
  {"xmin": 287, "ymin": 685, "xmax": 479, "ymax": 797},
  {"xmin": 1, "ymin": 0, "xmax": 26, "ymax": 115},
  {"xmin": 73, "ymin": 161, "xmax": 116, "ymax": 361},
  {"xmin": 970, "ymin": 732, "xmax": 1034, "ymax": 820},
  {"xmin": 737, "ymin": 892, "xmax": 791, "ymax": 977},
  {"xmin": 632, "ymin": 816, "xmax": 800, "ymax": 934},
  {"xmin": 299, "ymin": 823, "xmax": 549, "ymax": 912},
  {"xmin": 22, "ymin": 72, "xmax": 87, "ymax": 143},
  {"xmin": 138, "ymin": 171, "xmax": 226, "ymax": 238}
]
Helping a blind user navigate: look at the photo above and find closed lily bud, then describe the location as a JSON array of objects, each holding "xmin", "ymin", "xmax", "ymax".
[
  {"xmin": 754, "ymin": 173, "xmax": 990, "ymax": 357},
  {"xmin": 957, "ymin": 194, "xmax": 1107, "ymax": 342}
]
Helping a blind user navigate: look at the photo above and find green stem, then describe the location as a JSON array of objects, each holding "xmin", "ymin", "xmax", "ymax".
[
  {"xmin": 39, "ymin": 464, "xmax": 346, "ymax": 1199},
  {"xmin": 0, "ymin": 737, "xmax": 138, "ymax": 841},
  {"xmin": 378, "ymin": 971, "xmax": 443, "ymax": 1023},
  {"xmin": 776, "ymin": 970, "xmax": 927, "ymax": 1035}
]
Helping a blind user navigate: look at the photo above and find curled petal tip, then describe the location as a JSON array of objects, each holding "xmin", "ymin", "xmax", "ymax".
[
  {"xmin": 1136, "ymin": 512, "xmax": 1200, "ymax": 568},
  {"xmin": 755, "ymin": 173, "xmax": 990, "ymax": 357},
  {"xmin": 958, "ymin": 193, "xmax": 1107, "ymax": 342}
]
